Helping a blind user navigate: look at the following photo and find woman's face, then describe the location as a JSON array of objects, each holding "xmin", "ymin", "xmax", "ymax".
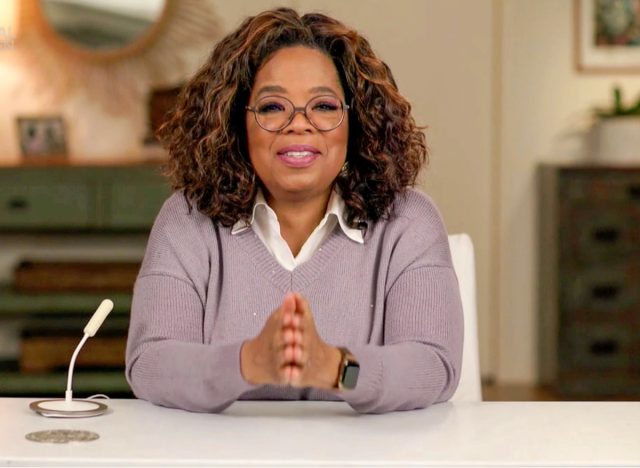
[{"xmin": 245, "ymin": 46, "xmax": 349, "ymax": 205}]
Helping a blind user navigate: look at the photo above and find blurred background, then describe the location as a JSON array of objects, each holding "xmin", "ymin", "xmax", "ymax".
[{"xmin": 0, "ymin": 0, "xmax": 639, "ymax": 401}]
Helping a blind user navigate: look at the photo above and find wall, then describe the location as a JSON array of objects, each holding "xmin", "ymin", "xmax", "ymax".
[
  {"xmin": 0, "ymin": 0, "xmax": 497, "ymax": 379},
  {"xmin": 497, "ymin": 0, "xmax": 640, "ymax": 383}
]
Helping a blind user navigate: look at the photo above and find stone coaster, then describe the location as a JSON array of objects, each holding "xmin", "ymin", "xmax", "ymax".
[{"xmin": 25, "ymin": 429, "xmax": 99, "ymax": 444}]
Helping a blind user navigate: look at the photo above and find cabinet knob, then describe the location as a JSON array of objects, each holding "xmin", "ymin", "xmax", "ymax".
[
  {"xmin": 589, "ymin": 339, "xmax": 619, "ymax": 356},
  {"xmin": 591, "ymin": 284, "xmax": 620, "ymax": 300},
  {"xmin": 592, "ymin": 227, "xmax": 620, "ymax": 244},
  {"xmin": 7, "ymin": 197, "xmax": 29, "ymax": 211},
  {"xmin": 628, "ymin": 185, "xmax": 640, "ymax": 201}
]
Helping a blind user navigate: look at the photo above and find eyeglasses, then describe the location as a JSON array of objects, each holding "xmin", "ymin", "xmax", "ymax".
[{"xmin": 246, "ymin": 95, "xmax": 349, "ymax": 132}]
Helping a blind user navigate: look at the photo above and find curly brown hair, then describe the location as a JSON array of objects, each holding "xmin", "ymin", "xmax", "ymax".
[{"xmin": 159, "ymin": 7, "xmax": 427, "ymax": 228}]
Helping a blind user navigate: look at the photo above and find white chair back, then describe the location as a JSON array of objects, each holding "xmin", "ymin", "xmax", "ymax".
[{"xmin": 448, "ymin": 234, "xmax": 482, "ymax": 402}]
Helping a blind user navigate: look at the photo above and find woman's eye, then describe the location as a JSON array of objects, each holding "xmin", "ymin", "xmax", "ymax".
[
  {"xmin": 312, "ymin": 101, "xmax": 339, "ymax": 112},
  {"xmin": 257, "ymin": 102, "xmax": 286, "ymax": 113}
]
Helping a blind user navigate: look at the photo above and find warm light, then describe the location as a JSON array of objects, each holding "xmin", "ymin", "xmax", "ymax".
[{"xmin": 0, "ymin": 0, "xmax": 18, "ymax": 49}]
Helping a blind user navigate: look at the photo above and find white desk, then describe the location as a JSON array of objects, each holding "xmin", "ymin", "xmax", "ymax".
[{"xmin": 1, "ymin": 398, "xmax": 639, "ymax": 467}]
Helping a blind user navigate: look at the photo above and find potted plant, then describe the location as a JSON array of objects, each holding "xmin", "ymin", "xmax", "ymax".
[{"xmin": 591, "ymin": 86, "xmax": 640, "ymax": 164}]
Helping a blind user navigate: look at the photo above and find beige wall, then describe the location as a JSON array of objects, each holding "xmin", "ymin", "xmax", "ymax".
[
  {"xmin": 0, "ymin": 1, "xmax": 497, "ymax": 378},
  {"xmin": 498, "ymin": 0, "xmax": 640, "ymax": 383}
]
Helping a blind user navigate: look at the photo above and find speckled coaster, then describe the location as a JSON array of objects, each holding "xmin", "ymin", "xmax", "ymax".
[{"xmin": 25, "ymin": 429, "xmax": 99, "ymax": 444}]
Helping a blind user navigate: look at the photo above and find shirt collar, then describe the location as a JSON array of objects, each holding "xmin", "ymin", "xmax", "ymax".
[
  {"xmin": 230, "ymin": 190, "xmax": 268, "ymax": 234},
  {"xmin": 231, "ymin": 188, "xmax": 364, "ymax": 243},
  {"xmin": 324, "ymin": 189, "xmax": 364, "ymax": 244}
]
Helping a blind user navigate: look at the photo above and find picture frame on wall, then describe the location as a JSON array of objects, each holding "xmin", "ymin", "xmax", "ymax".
[
  {"xmin": 143, "ymin": 84, "xmax": 183, "ymax": 146},
  {"xmin": 575, "ymin": 0, "xmax": 640, "ymax": 73},
  {"xmin": 16, "ymin": 116, "xmax": 68, "ymax": 162}
]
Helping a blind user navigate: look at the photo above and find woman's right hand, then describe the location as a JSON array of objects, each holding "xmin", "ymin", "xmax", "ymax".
[{"xmin": 240, "ymin": 292, "xmax": 302, "ymax": 385}]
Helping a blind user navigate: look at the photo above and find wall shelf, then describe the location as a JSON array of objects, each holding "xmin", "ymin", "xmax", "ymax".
[
  {"xmin": 0, "ymin": 286, "xmax": 133, "ymax": 316},
  {"xmin": 0, "ymin": 370, "xmax": 131, "ymax": 397},
  {"xmin": 0, "ymin": 165, "xmax": 170, "ymax": 397}
]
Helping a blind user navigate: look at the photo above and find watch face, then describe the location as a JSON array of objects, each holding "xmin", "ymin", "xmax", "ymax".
[{"xmin": 342, "ymin": 363, "xmax": 360, "ymax": 389}]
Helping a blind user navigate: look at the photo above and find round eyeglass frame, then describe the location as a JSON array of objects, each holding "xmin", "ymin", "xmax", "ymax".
[{"xmin": 245, "ymin": 95, "xmax": 350, "ymax": 132}]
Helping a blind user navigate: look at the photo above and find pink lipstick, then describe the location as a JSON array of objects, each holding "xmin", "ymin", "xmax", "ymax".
[{"xmin": 276, "ymin": 145, "xmax": 321, "ymax": 168}]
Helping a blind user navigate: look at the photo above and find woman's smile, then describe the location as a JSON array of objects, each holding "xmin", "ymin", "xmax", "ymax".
[{"xmin": 277, "ymin": 144, "xmax": 322, "ymax": 167}]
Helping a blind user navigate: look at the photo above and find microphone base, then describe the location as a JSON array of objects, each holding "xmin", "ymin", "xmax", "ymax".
[{"xmin": 30, "ymin": 399, "xmax": 108, "ymax": 418}]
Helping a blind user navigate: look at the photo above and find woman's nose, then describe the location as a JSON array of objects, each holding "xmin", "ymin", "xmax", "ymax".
[{"xmin": 284, "ymin": 109, "xmax": 314, "ymax": 133}]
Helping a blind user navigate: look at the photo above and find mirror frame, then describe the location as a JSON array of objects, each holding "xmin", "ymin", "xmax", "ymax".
[
  {"xmin": 19, "ymin": 0, "xmax": 172, "ymax": 63},
  {"xmin": 12, "ymin": 0, "xmax": 222, "ymax": 117}
]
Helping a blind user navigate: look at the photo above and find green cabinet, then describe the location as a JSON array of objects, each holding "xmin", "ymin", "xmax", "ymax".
[
  {"xmin": 0, "ymin": 165, "xmax": 171, "ymax": 231},
  {"xmin": 0, "ymin": 165, "xmax": 171, "ymax": 397},
  {"xmin": 0, "ymin": 181, "xmax": 96, "ymax": 229}
]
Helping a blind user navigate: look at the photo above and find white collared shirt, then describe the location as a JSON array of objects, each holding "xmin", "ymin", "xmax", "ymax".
[{"xmin": 231, "ymin": 189, "xmax": 364, "ymax": 271}]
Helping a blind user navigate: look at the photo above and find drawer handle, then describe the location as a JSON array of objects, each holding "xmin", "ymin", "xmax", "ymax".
[
  {"xmin": 589, "ymin": 339, "xmax": 619, "ymax": 356},
  {"xmin": 628, "ymin": 185, "xmax": 640, "ymax": 200},
  {"xmin": 592, "ymin": 227, "xmax": 620, "ymax": 244},
  {"xmin": 591, "ymin": 285, "xmax": 620, "ymax": 300},
  {"xmin": 7, "ymin": 197, "xmax": 29, "ymax": 211}
]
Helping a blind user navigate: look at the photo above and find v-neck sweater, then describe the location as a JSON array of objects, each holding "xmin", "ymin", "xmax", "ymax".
[{"xmin": 125, "ymin": 188, "xmax": 464, "ymax": 414}]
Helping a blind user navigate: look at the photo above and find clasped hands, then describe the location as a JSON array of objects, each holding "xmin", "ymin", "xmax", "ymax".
[{"xmin": 240, "ymin": 292, "xmax": 342, "ymax": 390}]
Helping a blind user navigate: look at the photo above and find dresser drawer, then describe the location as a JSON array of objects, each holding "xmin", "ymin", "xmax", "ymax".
[
  {"xmin": 561, "ymin": 205, "xmax": 640, "ymax": 260},
  {"xmin": 560, "ymin": 171, "xmax": 640, "ymax": 203},
  {"xmin": 0, "ymin": 183, "xmax": 95, "ymax": 229},
  {"xmin": 562, "ymin": 264, "xmax": 640, "ymax": 314},
  {"xmin": 560, "ymin": 324, "xmax": 635, "ymax": 371},
  {"xmin": 105, "ymin": 179, "xmax": 170, "ymax": 229}
]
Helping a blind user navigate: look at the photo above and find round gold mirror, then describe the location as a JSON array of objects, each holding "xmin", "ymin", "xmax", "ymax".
[
  {"xmin": 40, "ymin": 0, "xmax": 166, "ymax": 53},
  {"xmin": 16, "ymin": 0, "xmax": 221, "ymax": 115},
  {"xmin": 26, "ymin": 0, "xmax": 169, "ymax": 62}
]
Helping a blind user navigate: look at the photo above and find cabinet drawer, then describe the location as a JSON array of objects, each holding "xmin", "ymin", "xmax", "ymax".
[
  {"xmin": 561, "ymin": 205, "xmax": 640, "ymax": 260},
  {"xmin": 0, "ymin": 183, "xmax": 94, "ymax": 229},
  {"xmin": 562, "ymin": 264, "xmax": 640, "ymax": 314},
  {"xmin": 106, "ymin": 180, "xmax": 170, "ymax": 229},
  {"xmin": 560, "ymin": 171, "xmax": 640, "ymax": 203},
  {"xmin": 560, "ymin": 324, "xmax": 635, "ymax": 371}
]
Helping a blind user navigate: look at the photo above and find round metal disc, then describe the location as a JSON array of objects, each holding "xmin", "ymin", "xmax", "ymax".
[{"xmin": 25, "ymin": 429, "xmax": 99, "ymax": 444}]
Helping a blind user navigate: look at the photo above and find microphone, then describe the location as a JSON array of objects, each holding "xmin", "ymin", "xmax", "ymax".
[
  {"xmin": 29, "ymin": 299, "xmax": 114, "ymax": 418},
  {"xmin": 65, "ymin": 299, "xmax": 114, "ymax": 402}
]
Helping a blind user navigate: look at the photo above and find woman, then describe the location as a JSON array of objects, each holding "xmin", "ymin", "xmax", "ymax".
[{"xmin": 125, "ymin": 8, "xmax": 463, "ymax": 414}]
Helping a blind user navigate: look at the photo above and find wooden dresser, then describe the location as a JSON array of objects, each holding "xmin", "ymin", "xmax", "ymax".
[{"xmin": 538, "ymin": 165, "xmax": 640, "ymax": 397}]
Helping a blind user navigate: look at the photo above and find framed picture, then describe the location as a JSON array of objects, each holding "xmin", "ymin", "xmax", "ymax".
[
  {"xmin": 575, "ymin": 0, "xmax": 640, "ymax": 73},
  {"xmin": 143, "ymin": 84, "xmax": 183, "ymax": 146},
  {"xmin": 16, "ymin": 116, "xmax": 68, "ymax": 161}
]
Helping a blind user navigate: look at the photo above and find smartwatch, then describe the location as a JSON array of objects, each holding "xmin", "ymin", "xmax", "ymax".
[{"xmin": 335, "ymin": 347, "xmax": 359, "ymax": 391}]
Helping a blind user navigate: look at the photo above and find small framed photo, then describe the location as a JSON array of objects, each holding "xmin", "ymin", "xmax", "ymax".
[
  {"xmin": 575, "ymin": 0, "xmax": 640, "ymax": 73},
  {"xmin": 16, "ymin": 116, "xmax": 68, "ymax": 161},
  {"xmin": 143, "ymin": 85, "xmax": 183, "ymax": 145}
]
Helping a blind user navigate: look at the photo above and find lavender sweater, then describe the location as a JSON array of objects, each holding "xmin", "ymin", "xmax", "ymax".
[{"xmin": 125, "ymin": 188, "xmax": 463, "ymax": 414}]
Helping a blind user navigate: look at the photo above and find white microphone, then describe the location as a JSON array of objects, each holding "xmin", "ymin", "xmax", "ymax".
[
  {"xmin": 29, "ymin": 299, "xmax": 114, "ymax": 418},
  {"xmin": 65, "ymin": 299, "xmax": 114, "ymax": 402}
]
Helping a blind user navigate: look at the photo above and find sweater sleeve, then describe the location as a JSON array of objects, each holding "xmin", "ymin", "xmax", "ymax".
[
  {"xmin": 338, "ymin": 197, "xmax": 464, "ymax": 414},
  {"xmin": 125, "ymin": 194, "xmax": 256, "ymax": 412}
]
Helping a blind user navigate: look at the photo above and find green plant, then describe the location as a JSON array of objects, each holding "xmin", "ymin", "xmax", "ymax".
[{"xmin": 596, "ymin": 86, "xmax": 640, "ymax": 118}]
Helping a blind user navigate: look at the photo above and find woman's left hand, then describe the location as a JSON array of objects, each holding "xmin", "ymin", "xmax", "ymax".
[{"xmin": 283, "ymin": 293, "xmax": 342, "ymax": 390}]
